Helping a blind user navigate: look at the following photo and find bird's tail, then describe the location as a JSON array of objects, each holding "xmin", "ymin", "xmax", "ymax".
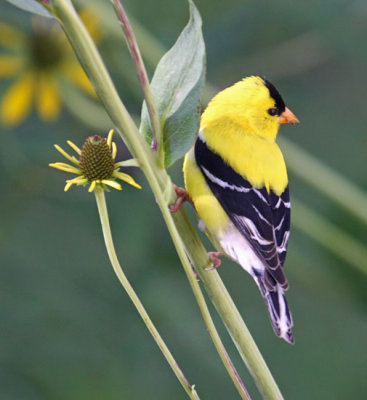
[{"xmin": 254, "ymin": 276, "xmax": 294, "ymax": 344}]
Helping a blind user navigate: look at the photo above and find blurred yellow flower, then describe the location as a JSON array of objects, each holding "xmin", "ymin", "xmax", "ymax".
[{"xmin": 0, "ymin": 10, "xmax": 100, "ymax": 126}]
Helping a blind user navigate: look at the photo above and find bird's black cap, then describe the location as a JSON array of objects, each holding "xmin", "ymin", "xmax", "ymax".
[{"xmin": 263, "ymin": 78, "xmax": 286, "ymax": 114}]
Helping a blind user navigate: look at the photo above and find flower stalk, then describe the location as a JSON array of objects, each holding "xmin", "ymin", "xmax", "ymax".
[
  {"xmin": 112, "ymin": 0, "xmax": 162, "ymax": 160},
  {"xmin": 51, "ymin": 0, "xmax": 283, "ymax": 398},
  {"xmin": 94, "ymin": 188, "xmax": 200, "ymax": 400}
]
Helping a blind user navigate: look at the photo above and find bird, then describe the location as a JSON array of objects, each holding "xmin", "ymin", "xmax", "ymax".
[{"xmin": 181, "ymin": 76, "xmax": 299, "ymax": 344}]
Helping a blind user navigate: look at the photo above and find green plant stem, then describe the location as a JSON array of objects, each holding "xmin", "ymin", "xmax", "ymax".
[
  {"xmin": 152, "ymin": 184, "xmax": 252, "ymax": 400},
  {"xmin": 171, "ymin": 209, "xmax": 283, "ymax": 400},
  {"xmin": 94, "ymin": 188, "xmax": 200, "ymax": 400},
  {"xmin": 112, "ymin": 0, "xmax": 162, "ymax": 159},
  {"xmin": 52, "ymin": 1, "xmax": 283, "ymax": 398}
]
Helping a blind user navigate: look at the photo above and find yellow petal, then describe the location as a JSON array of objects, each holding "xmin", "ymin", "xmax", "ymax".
[
  {"xmin": 102, "ymin": 179, "xmax": 122, "ymax": 190},
  {"xmin": 0, "ymin": 22, "xmax": 23, "ymax": 48},
  {"xmin": 88, "ymin": 181, "xmax": 97, "ymax": 192},
  {"xmin": 63, "ymin": 61, "xmax": 96, "ymax": 97},
  {"xmin": 113, "ymin": 171, "xmax": 142, "ymax": 189},
  {"xmin": 36, "ymin": 73, "xmax": 61, "ymax": 121},
  {"xmin": 67, "ymin": 140, "xmax": 81, "ymax": 155},
  {"xmin": 0, "ymin": 72, "xmax": 34, "ymax": 126},
  {"xmin": 64, "ymin": 182, "xmax": 73, "ymax": 191},
  {"xmin": 66, "ymin": 176, "xmax": 87, "ymax": 184},
  {"xmin": 49, "ymin": 162, "xmax": 81, "ymax": 174},
  {"xmin": 107, "ymin": 129, "xmax": 114, "ymax": 147},
  {"xmin": 0, "ymin": 55, "xmax": 23, "ymax": 77},
  {"xmin": 54, "ymin": 144, "xmax": 79, "ymax": 165},
  {"xmin": 111, "ymin": 142, "xmax": 117, "ymax": 160}
]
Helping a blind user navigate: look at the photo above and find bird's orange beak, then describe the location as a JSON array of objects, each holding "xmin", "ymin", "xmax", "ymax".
[{"xmin": 279, "ymin": 107, "xmax": 299, "ymax": 124}]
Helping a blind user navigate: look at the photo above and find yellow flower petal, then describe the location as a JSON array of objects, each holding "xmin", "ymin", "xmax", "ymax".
[
  {"xmin": 64, "ymin": 182, "xmax": 73, "ymax": 192},
  {"xmin": 0, "ymin": 22, "xmax": 23, "ymax": 48},
  {"xmin": 1, "ymin": 71, "xmax": 35, "ymax": 126},
  {"xmin": 113, "ymin": 171, "xmax": 142, "ymax": 189},
  {"xmin": 36, "ymin": 73, "xmax": 61, "ymax": 121},
  {"xmin": 67, "ymin": 140, "xmax": 81, "ymax": 155},
  {"xmin": 0, "ymin": 55, "xmax": 23, "ymax": 77},
  {"xmin": 54, "ymin": 144, "xmax": 79, "ymax": 165},
  {"xmin": 111, "ymin": 142, "xmax": 117, "ymax": 160},
  {"xmin": 107, "ymin": 129, "xmax": 114, "ymax": 147},
  {"xmin": 102, "ymin": 179, "xmax": 122, "ymax": 190},
  {"xmin": 63, "ymin": 61, "xmax": 96, "ymax": 97},
  {"xmin": 88, "ymin": 181, "xmax": 97, "ymax": 192},
  {"xmin": 66, "ymin": 176, "xmax": 88, "ymax": 184},
  {"xmin": 49, "ymin": 162, "xmax": 81, "ymax": 174}
]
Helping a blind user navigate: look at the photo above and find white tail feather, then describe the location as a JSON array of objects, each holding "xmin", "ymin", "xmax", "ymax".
[{"xmin": 220, "ymin": 229, "xmax": 294, "ymax": 344}]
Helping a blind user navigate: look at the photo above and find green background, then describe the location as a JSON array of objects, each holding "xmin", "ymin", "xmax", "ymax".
[{"xmin": 1, "ymin": 0, "xmax": 366, "ymax": 399}]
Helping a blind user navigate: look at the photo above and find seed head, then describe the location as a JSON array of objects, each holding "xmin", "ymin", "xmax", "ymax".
[{"xmin": 79, "ymin": 135, "xmax": 115, "ymax": 181}]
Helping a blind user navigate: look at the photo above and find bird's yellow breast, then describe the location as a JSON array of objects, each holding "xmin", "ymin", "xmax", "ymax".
[{"xmin": 201, "ymin": 123, "xmax": 288, "ymax": 195}]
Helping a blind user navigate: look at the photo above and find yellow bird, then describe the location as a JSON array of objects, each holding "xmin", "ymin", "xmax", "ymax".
[{"xmin": 182, "ymin": 76, "xmax": 299, "ymax": 343}]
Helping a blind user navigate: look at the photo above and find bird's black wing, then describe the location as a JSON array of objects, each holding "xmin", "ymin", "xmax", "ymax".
[{"xmin": 195, "ymin": 137, "xmax": 290, "ymax": 289}]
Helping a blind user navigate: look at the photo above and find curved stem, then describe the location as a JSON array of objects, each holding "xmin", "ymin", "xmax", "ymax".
[
  {"xmin": 112, "ymin": 0, "xmax": 163, "ymax": 159},
  {"xmin": 94, "ymin": 188, "xmax": 200, "ymax": 400},
  {"xmin": 148, "ymin": 179, "xmax": 252, "ymax": 400}
]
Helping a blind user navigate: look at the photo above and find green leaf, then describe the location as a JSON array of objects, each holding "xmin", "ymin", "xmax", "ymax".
[
  {"xmin": 5, "ymin": 0, "xmax": 53, "ymax": 18},
  {"xmin": 139, "ymin": 0, "xmax": 205, "ymax": 167}
]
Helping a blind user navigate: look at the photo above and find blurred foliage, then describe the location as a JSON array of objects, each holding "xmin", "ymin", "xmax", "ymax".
[{"xmin": 0, "ymin": 0, "xmax": 366, "ymax": 399}]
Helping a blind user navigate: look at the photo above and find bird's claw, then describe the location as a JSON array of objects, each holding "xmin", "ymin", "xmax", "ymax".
[
  {"xmin": 205, "ymin": 252, "xmax": 223, "ymax": 270},
  {"xmin": 169, "ymin": 183, "xmax": 193, "ymax": 212}
]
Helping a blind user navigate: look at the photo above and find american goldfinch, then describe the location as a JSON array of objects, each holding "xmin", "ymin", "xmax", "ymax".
[{"xmin": 183, "ymin": 76, "xmax": 299, "ymax": 344}]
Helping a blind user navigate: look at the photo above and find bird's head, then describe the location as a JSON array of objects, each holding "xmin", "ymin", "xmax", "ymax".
[{"xmin": 201, "ymin": 76, "xmax": 299, "ymax": 141}]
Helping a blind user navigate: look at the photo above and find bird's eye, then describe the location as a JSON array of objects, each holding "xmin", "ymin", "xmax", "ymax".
[{"xmin": 267, "ymin": 108, "xmax": 278, "ymax": 116}]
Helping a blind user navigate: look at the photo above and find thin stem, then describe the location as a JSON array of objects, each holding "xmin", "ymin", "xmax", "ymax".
[
  {"xmin": 112, "ymin": 0, "xmax": 162, "ymax": 158},
  {"xmin": 52, "ymin": 1, "xmax": 284, "ymax": 398},
  {"xmin": 150, "ymin": 181, "xmax": 252, "ymax": 400},
  {"xmin": 94, "ymin": 188, "xmax": 200, "ymax": 400},
  {"xmin": 172, "ymin": 209, "xmax": 284, "ymax": 400}
]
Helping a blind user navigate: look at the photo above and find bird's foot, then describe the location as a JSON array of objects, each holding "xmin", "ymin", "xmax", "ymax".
[
  {"xmin": 169, "ymin": 183, "xmax": 194, "ymax": 212},
  {"xmin": 205, "ymin": 252, "xmax": 223, "ymax": 270}
]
